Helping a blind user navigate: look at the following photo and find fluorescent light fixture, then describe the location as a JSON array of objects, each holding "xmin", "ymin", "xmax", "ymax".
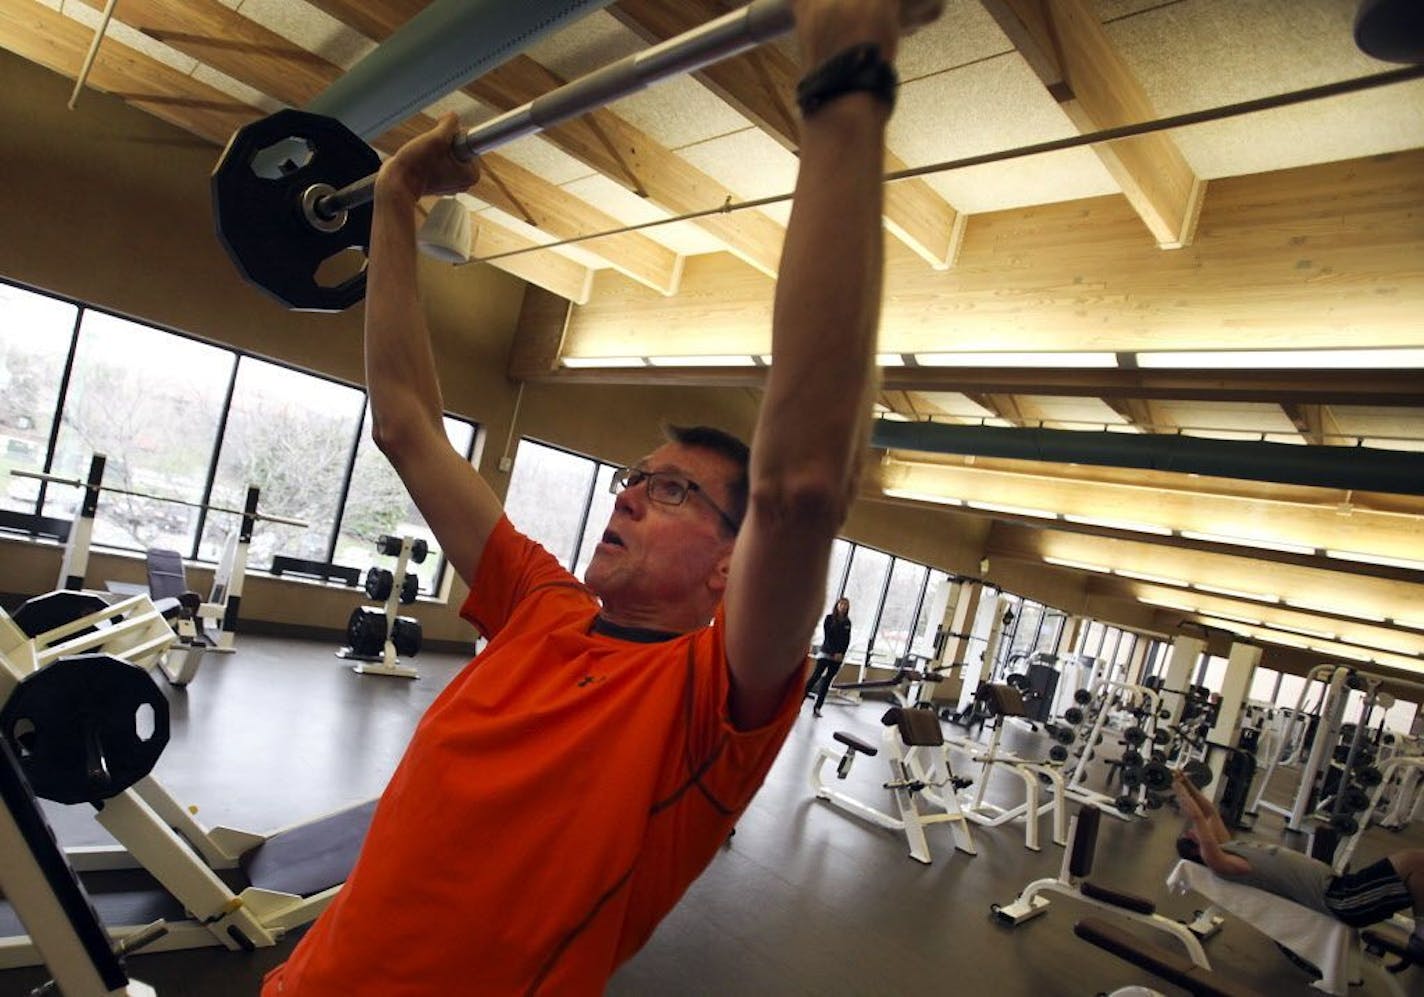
[
  {"xmin": 1063, "ymin": 514, "xmax": 1173, "ymax": 536},
  {"xmin": 914, "ymin": 351, "xmax": 1118, "ymax": 368},
  {"xmin": 882, "ymin": 487, "xmax": 964, "ymax": 507},
  {"xmin": 1272, "ymin": 622, "xmax": 1337, "ymax": 641},
  {"xmin": 1285, "ymin": 599, "xmax": 1386, "ymax": 623},
  {"xmin": 1321, "ymin": 643, "xmax": 1374, "ymax": 663},
  {"xmin": 1204, "ymin": 613, "xmax": 1262, "ymax": 627},
  {"xmin": 876, "ymin": 353, "xmax": 906, "ymax": 367},
  {"xmin": 965, "ymin": 500, "xmax": 1057, "ymax": 518},
  {"xmin": 1114, "ymin": 568, "xmax": 1184, "ymax": 586},
  {"xmin": 1325, "ymin": 549, "xmax": 1424, "ymax": 572},
  {"xmin": 1137, "ymin": 348, "xmax": 1424, "ymax": 370},
  {"xmin": 1179, "ymin": 530, "xmax": 1316, "ymax": 556},
  {"xmin": 1193, "ymin": 583, "xmax": 1280, "ymax": 603},
  {"xmin": 1394, "ymin": 616, "xmax": 1424, "ymax": 632},
  {"xmin": 645, "ymin": 355, "xmax": 756, "ymax": 367},
  {"xmin": 1263, "ymin": 631, "xmax": 1311, "ymax": 649},
  {"xmin": 759, "ymin": 355, "xmax": 773, "ymax": 365},
  {"xmin": 1043, "ymin": 556, "xmax": 1111, "ymax": 573},
  {"xmin": 1139, "ymin": 596, "xmax": 1197, "ymax": 613},
  {"xmin": 561, "ymin": 356, "xmax": 647, "ymax": 368}
]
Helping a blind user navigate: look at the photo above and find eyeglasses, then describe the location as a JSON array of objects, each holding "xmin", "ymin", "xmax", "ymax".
[{"xmin": 610, "ymin": 466, "xmax": 741, "ymax": 534}]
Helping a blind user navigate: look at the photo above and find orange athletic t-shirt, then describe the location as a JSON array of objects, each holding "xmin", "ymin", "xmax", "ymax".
[{"xmin": 263, "ymin": 516, "xmax": 801, "ymax": 996}]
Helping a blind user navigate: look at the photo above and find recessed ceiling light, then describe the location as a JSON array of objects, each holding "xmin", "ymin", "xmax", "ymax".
[
  {"xmin": 644, "ymin": 355, "xmax": 756, "ymax": 367},
  {"xmin": 561, "ymin": 356, "xmax": 646, "ymax": 368},
  {"xmin": 1179, "ymin": 530, "xmax": 1316, "ymax": 556},
  {"xmin": 1193, "ymin": 583, "xmax": 1280, "ymax": 603},
  {"xmin": 966, "ymin": 500, "xmax": 1057, "ymax": 518},
  {"xmin": 1064, "ymin": 514, "xmax": 1173, "ymax": 536},
  {"xmin": 913, "ymin": 352, "xmax": 1119, "ymax": 368},
  {"xmin": 1043, "ymin": 556, "xmax": 1111, "ymax": 572},
  {"xmin": 1115, "ymin": 568, "xmax": 1184, "ymax": 586},
  {"xmin": 1325, "ymin": 549, "xmax": 1424, "ymax": 572},
  {"xmin": 881, "ymin": 488, "xmax": 964, "ymax": 506},
  {"xmin": 1137, "ymin": 348, "xmax": 1424, "ymax": 369}
]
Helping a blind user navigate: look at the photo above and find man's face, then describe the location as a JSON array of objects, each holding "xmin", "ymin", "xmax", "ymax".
[{"xmin": 583, "ymin": 442, "xmax": 738, "ymax": 615}]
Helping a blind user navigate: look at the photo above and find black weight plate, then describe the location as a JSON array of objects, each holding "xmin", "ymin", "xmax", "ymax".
[
  {"xmin": 365, "ymin": 567, "xmax": 393, "ymax": 602},
  {"xmin": 0, "ymin": 654, "xmax": 169, "ymax": 805},
  {"xmin": 392, "ymin": 617, "xmax": 422, "ymax": 657},
  {"xmin": 399, "ymin": 573, "xmax": 419, "ymax": 605},
  {"xmin": 212, "ymin": 109, "xmax": 381, "ymax": 312},
  {"xmin": 1183, "ymin": 759, "xmax": 1213, "ymax": 789},
  {"xmin": 12, "ymin": 591, "xmax": 111, "ymax": 639}
]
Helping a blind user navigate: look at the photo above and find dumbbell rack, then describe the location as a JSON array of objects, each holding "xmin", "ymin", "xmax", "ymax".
[{"xmin": 337, "ymin": 535, "xmax": 426, "ymax": 679}]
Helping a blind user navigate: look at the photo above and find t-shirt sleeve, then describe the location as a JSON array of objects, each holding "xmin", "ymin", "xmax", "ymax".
[
  {"xmin": 459, "ymin": 515, "xmax": 584, "ymax": 640},
  {"xmin": 685, "ymin": 605, "xmax": 803, "ymax": 812}
]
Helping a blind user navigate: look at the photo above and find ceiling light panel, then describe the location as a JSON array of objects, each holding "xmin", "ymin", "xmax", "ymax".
[{"xmin": 913, "ymin": 351, "xmax": 1119, "ymax": 368}]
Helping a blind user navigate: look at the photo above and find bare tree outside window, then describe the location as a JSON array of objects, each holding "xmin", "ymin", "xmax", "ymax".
[
  {"xmin": 0, "ymin": 284, "xmax": 74, "ymax": 513},
  {"xmin": 46, "ymin": 311, "xmax": 232, "ymax": 552}
]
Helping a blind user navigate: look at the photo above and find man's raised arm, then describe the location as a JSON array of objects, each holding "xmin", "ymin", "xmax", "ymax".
[
  {"xmin": 366, "ymin": 115, "xmax": 504, "ymax": 585},
  {"xmin": 725, "ymin": 0, "xmax": 917, "ymax": 728}
]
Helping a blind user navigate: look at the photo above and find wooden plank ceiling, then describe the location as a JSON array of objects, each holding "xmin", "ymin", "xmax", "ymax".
[{"xmin": 3, "ymin": 0, "xmax": 1422, "ymax": 675}]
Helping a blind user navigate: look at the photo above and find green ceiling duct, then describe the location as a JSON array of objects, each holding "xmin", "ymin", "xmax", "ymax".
[
  {"xmin": 870, "ymin": 420, "xmax": 1424, "ymax": 497},
  {"xmin": 308, "ymin": 0, "xmax": 617, "ymax": 140}
]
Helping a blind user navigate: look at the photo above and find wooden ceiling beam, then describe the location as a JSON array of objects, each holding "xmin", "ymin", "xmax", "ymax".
[
  {"xmin": 964, "ymin": 392, "xmax": 1027, "ymax": 425},
  {"xmin": 556, "ymin": 152, "xmax": 1424, "ymax": 358},
  {"xmin": 1282, "ymin": 402, "xmax": 1350, "ymax": 447},
  {"xmin": 463, "ymin": 53, "xmax": 783, "ymax": 276},
  {"xmin": 981, "ymin": 0, "xmax": 1204, "ymax": 249},
  {"xmin": 0, "ymin": 0, "xmax": 258, "ymax": 145},
  {"xmin": 1103, "ymin": 396, "xmax": 1166, "ymax": 432},
  {"xmin": 67, "ymin": 0, "xmax": 637, "ymax": 301},
  {"xmin": 523, "ymin": 362, "xmax": 1424, "ymax": 407},
  {"xmin": 609, "ymin": 0, "xmax": 966, "ymax": 269}
]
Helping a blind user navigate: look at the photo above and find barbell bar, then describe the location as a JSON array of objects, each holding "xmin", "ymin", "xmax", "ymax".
[
  {"xmin": 11, "ymin": 469, "xmax": 308, "ymax": 529},
  {"xmin": 214, "ymin": 0, "xmax": 942, "ymax": 310},
  {"xmin": 310, "ymin": 0, "xmax": 800, "ymax": 225}
]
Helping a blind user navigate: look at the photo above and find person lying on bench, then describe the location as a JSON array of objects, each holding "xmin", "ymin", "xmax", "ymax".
[{"xmin": 1172, "ymin": 768, "xmax": 1424, "ymax": 959}]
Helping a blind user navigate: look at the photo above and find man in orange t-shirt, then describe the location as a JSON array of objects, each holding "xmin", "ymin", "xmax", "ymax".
[{"xmin": 264, "ymin": 0, "xmax": 926, "ymax": 992}]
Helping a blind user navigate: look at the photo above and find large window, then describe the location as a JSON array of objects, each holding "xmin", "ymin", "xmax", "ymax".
[
  {"xmin": 1248, "ymin": 667, "xmax": 1280, "ymax": 704},
  {"xmin": 909, "ymin": 570, "xmax": 952, "ymax": 659},
  {"xmin": 45, "ymin": 311, "xmax": 234, "ymax": 553},
  {"xmin": 871, "ymin": 559, "xmax": 927, "ymax": 662},
  {"xmin": 204, "ymin": 357, "xmax": 364, "ymax": 566},
  {"xmin": 0, "ymin": 277, "xmax": 479, "ymax": 597},
  {"xmin": 0, "ymin": 283, "xmax": 75, "ymax": 514},
  {"xmin": 840, "ymin": 547, "xmax": 892, "ymax": 664},
  {"xmin": 504, "ymin": 439, "xmax": 602, "ymax": 571}
]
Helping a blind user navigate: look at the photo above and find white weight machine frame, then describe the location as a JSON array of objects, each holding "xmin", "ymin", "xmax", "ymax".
[
  {"xmin": 810, "ymin": 710, "xmax": 977, "ymax": 865},
  {"xmin": 13, "ymin": 453, "xmax": 307, "ymax": 655}
]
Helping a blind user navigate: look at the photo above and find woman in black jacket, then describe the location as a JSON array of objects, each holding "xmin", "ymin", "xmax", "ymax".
[{"xmin": 805, "ymin": 598, "xmax": 852, "ymax": 717}]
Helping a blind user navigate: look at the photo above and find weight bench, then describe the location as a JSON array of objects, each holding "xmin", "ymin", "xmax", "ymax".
[
  {"xmin": 1074, "ymin": 917, "xmax": 1264, "ymax": 997},
  {"xmin": 141, "ymin": 548, "xmax": 209, "ymax": 686},
  {"xmin": 993, "ymin": 805, "xmax": 1220, "ymax": 965},
  {"xmin": 810, "ymin": 706, "xmax": 976, "ymax": 864}
]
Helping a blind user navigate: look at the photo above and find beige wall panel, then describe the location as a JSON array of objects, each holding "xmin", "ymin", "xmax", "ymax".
[{"xmin": 561, "ymin": 150, "xmax": 1424, "ymax": 357}]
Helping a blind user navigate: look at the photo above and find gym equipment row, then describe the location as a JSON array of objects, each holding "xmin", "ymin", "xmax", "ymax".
[
  {"xmin": 941, "ymin": 684, "xmax": 1068, "ymax": 851},
  {"xmin": 338, "ymin": 534, "xmax": 430, "ymax": 679},
  {"xmin": 809, "ymin": 705, "xmax": 977, "ymax": 865},
  {"xmin": 11, "ymin": 453, "xmax": 307, "ymax": 656},
  {"xmin": 0, "ymin": 592, "xmax": 376, "ymax": 980}
]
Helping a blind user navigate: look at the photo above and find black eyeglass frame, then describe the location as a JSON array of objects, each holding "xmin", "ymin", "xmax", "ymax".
[{"xmin": 610, "ymin": 466, "xmax": 741, "ymax": 534}]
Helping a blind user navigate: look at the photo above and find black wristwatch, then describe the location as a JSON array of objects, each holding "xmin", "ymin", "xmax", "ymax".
[{"xmin": 795, "ymin": 43, "xmax": 898, "ymax": 119}]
